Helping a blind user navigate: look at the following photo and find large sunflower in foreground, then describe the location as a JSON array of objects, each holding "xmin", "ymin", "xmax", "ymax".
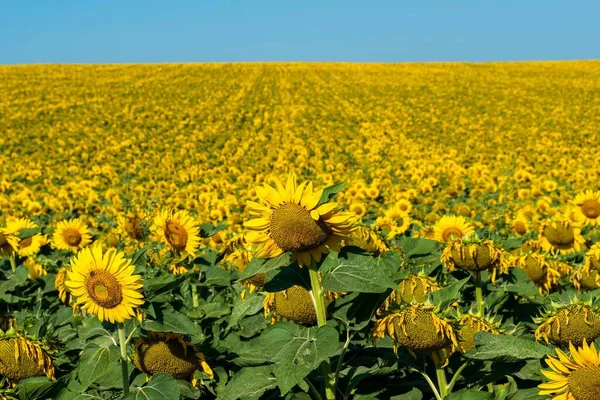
[
  {"xmin": 52, "ymin": 218, "xmax": 92, "ymax": 252},
  {"xmin": 0, "ymin": 336, "xmax": 55, "ymax": 385},
  {"xmin": 573, "ymin": 190, "xmax": 600, "ymax": 226},
  {"xmin": 66, "ymin": 245, "xmax": 144, "ymax": 323},
  {"xmin": 433, "ymin": 215, "xmax": 474, "ymax": 243},
  {"xmin": 244, "ymin": 174, "xmax": 356, "ymax": 266},
  {"xmin": 539, "ymin": 340, "xmax": 600, "ymax": 400},
  {"xmin": 153, "ymin": 210, "xmax": 201, "ymax": 257}
]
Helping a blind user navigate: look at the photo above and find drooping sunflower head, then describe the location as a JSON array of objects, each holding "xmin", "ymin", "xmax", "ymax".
[
  {"xmin": 539, "ymin": 340, "xmax": 600, "ymax": 400},
  {"xmin": 0, "ymin": 228, "xmax": 15, "ymax": 257},
  {"xmin": 441, "ymin": 237, "xmax": 508, "ymax": 282},
  {"xmin": 535, "ymin": 303, "xmax": 600, "ymax": 347},
  {"xmin": 65, "ymin": 245, "xmax": 144, "ymax": 324},
  {"xmin": 372, "ymin": 304, "xmax": 459, "ymax": 366},
  {"xmin": 244, "ymin": 174, "xmax": 356, "ymax": 266},
  {"xmin": 346, "ymin": 226, "xmax": 389, "ymax": 256},
  {"xmin": 152, "ymin": 209, "xmax": 201, "ymax": 257},
  {"xmin": 168, "ymin": 264, "xmax": 189, "ymax": 275},
  {"xmin": 24, "ymin": 258, "xmax": 47, "ymax": 280},
  {"xmin": 573, "ymin": 266, "xmax": 600, "ymax": 291},
  {"xmin": 5, "ymin": 218, "xmax": 44, "ymax": 257},
  {"xmin": 512, "ymin": 252, "xmax": 561, "ymax": 294},
  {"xmin": 263, "ymin": 285, "xmax": 337, "ymax": 326},
  {"xmin": 51, "ymin": 218, "xmax": 92, "ymax": 253},
  {"xmin": 0, "ymin": 337, "xmax": 55, "ymax": 384},
  {"xmin": 55, "ymin": 267, "xmax": 70, "ymax": 304},
  {"xmin": 433, "ymin": 215, "xmax": 474, "ymax": 243},
  {"xmin": 457, "ymin": 314, "xmax": 501, "ymax": 352},
  {"xmin": 133, "ymin": 332, "xmax": 213, "ymax": 381},
  {"xmin": 584, "ymin": 243, "xmax": 600, "ymax": 273},
  {"xmin": 539, "ymin": 219, "xmax": 585, "ymax": 255},
  {"xmin": 573, "ymin": 190, "xmax": 600, "ymax": 226},
  {"xmin": 381, "ymin": 274, "xmax": 440, "ymax": 310}
]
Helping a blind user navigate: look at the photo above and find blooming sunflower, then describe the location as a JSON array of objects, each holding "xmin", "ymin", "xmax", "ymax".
[
  {"xmin": 433, "ymin": 215, "xmax": 474, "ymax": 243},
  {"xmin": 24, "ymin": 258, "xmax": 47, "ymax": 279},
  {"xmin": 152, "ymin": 209, "xmax": 201, "ymax": 257},
  {"xmin": 573, "ymin": 190, "xmax": 600, "ymax": 226},
  {"xmin": 539, "ymin": 340, "xmax": 600, "ymax": 400},
  {"xmin": 539, "ymin": 219, "xmax": 585, "ymax": 255},
  {"xmin": 55, "ymin": 267, "xmax": 70, "ymax": 304},
  {"xmin": 66, "ymin": 245, "xmax": 144, "ymax": 323},
  {"xmin": 52, "ymin": 218, "xmax": 92, "ymax": 252},
  {"xmin": 5, "ymin": 218, "xmax": 44, "ymax": 257},
  {"xmin": 244, "ymin": 174, "xmax": 356, "ymax": 266}
]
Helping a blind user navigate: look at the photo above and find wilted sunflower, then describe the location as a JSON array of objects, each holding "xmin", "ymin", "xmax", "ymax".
[
  {"xmin": 347, "ymin": 226, "xmax": 389, "ymax": 256},
  {"xmin": 433, "ymin": 215, "xmax": 474, "ymax": 243},
  {"xmin": 539, "ymin": 219, "xmax": 585, "ymax": 255},
  {"xmin": 244, "ymin": 174, "xmax": 356, "ymax": 266},
  {"xmin": 263, "ymin": 285, "xmax": 338, "ymax": 326},
  {"xmin": 133, "ymin": 332, "xmax": 213, "ymax": 384},
  {"xmin": 573, "ymin": 266, "xmax": 600, "ymax": 291},
  {"xmin": 381, "ymin": 274, "xmax": 440, "ymax": 310},
  {"xmin": 0, "ymin": 337, "xmax": 55, "ymax": 384},
  {"xmin": 52, "ymin": 219, "xmax": 92, "ymax": 252},
  {"xmin": 457, "ymin": 314, "xmax": 501, "ymax": 352},
  {"xmin": 5, "ymin": 218, "xmax": 43, "ymax": 257},
  {"xmin": 584, "ymin": 244, "xmax": 600, "ymax": 273},
  {"xmin": 535, "ymin": 303, "xmax": 600, "ymax": 347},
  {"xmin": 539, "ymin": 340, "xmax": 600, "ymax": 400},
  {"xmin": 55, "ymin": 267, "xmax": 70, "ymax": 304},
  {"xmin": 153, "ymin": 209, "xmax": 201, "ymax": 257},
  {"xmin": 573, "ymin": 190, "xmax": 600, "ymax": 226},
  {"xmin": 441, "ymin": 237, "xmax": 508, "ymax": 283},
  {"xmin": 512, "ymin": 252, "xmax": 561, "ymax": 294},
  {"xmin": 372, "ymin": 304, "xmax": 459, "ymax": 366},
  {"xmin": 66, "ymin": 245, "xmax": 144, "ymax": 323},
  {"xmin": 0, "ymin": 228, "xmax": 15, "ymax": 257}
]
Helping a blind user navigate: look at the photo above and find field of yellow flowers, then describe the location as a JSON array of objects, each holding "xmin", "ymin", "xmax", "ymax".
[{"xmin": 1, "ymin": 62, "xmax": 600, "ymax": 400}]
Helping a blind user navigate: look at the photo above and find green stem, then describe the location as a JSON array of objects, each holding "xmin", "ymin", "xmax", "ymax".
[
  {"xmin": 474, "ymin": 271, "xmax": 484, "ymax": 318},
  {"xmin": 447, "ymin": 361, "xmax": 469, "ymax": 393},
  {"xmin": 436, "ymin": 367, "xmax": 448, "ymax": 399},
  {"xmin": 410, "ymin": 368, "xmax": 442, "ymax": 400},
  {"xmin": 305, "ymin": 378, "xmax": 323, "ymax": 400},
  {"xmin": 9, "ymin": 257, "xmax": 16, "ymax": 273},
  {"xmin": 118, "ymin": 323, "xmax": 130, "ymax": 395},
  {"xmin": 308, "ymin": 261, "xmax": 335, "ymax": 400},
  {"xmin": 332, "ymin": 328, "xmax": 353, "ymax": 396},
  {"xmin": 191, "ymin": 283, "xmax": 199, "ymax": 308}
]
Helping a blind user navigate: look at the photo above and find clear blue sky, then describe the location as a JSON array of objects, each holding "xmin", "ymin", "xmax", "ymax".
[{"xmin": 1, "ymin": 1, "xmax": 598, "ymax": 64}]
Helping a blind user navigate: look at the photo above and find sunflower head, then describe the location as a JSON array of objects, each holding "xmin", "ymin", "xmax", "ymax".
[
  {"xmin": 372, "ymin": 304, "xmax": 458, "ymax": 366},
  {"xmin": 539, "ymin": 340, "xmax": 600, "ymax": 400},
  {"xmin": 0, "ymin": 229, "xmax": 15, "ymax": 257},
  {"xmin": 5, "ymin": 218, "xmax": 44, "ymax": 257},
  {"xmin": 346, "ymin": 226, "xmax": 389, "ymax": 256},
  {"xmin": 573, "ymin": 190, "xmax": 600, "ymax": 225},
  {"xmin": 263, "ymin": 285, "xmax": 320, "ymax": 326},
  {"xmin": 244, "ymin": 174, "xmax": 356, "ymax": 266},
  {"xmin": 382, "ymin": 274, "xmax": 440, "ymax": 310},
  {"xmin": 133, "ymin": 332, "xmax": 213, "ymax": 381},
  {"xmin": 0, "ymin": 337, "xmax": 55, "ymax": 384},
  {"xmin": 442, "ymin": 237, "xmax": 508, "ymax": 282},
  {"xmin": 535, "ymin": 303, "xmax": 600, "ymax": 347},
  {"xmin": 457, "ymin": 314, "xmax": 501, "ymax": 352},
  {"xmin": 574, "ymin": 267, "xmax": 600, "ymax": 291},
  {"xmin": 153, "ymin": 210, "xmax": 201, "ymax": 257},
  {"xmin": 512, "ymin": 253, "xmax": 561, "ymax": 294},
  {"xmin": 539, "ymin": 219, "xmax": 585, "ymax": 255},
  {"xmin": 584, "ymin": 244, "xmax": 600, "ymax": 273},
  {"xmin": 433, "ymin": 215, "xmax": 474, "ymax": 243},
  {"xmin": 66, "ymin": 245, "xmax": 144, "ymax": 324},
  {"xmin": 24, "ymin": 258, "xmax": 47, "ymax": 280},
  {"xmin": 52, "ymin": 219, "xmax": 92, "ymax": 252},
  {"xmin": 168, "ymin": 264, "xmax": 189, "ymax": 275},
  {"xmin": 55, "ymin": 267, "xmax": 70, "ymax": 304}
]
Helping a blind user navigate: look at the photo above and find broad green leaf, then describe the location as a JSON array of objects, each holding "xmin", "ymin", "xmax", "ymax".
[
  {"xmin": 446, "ymin": 390, "xmax": 494, "ymax": 400},
  {"xmin": 508, "ymin": 388, "xmax": 542, "ymax": 399},
  {"xmin": 321, "ymin": 247, "xmax": 396, "ymax": 293},
  {"xmin": 77, "ymin": 344, "xmax": 114, "ymax": 390},
  {"xmin": 17, "ymin": 377, "xmax": 55, "ymax": 400},
  {"xmin": 261, "ymin": 323, "xmax": 340, "ymax": 394},
  {"xmin": 465, "ymin": 332, "xmax": 552, "ymax": 362},
  {"xmin": 264, "ymin": 261, "xmax": 311, "ymax": 292},
  {"xmin": 220, "ymin": 366, "xmax": 277, "ymax": 400},
  {"xmin": 391, "ymin": 388, "xmax": 423, "ymax": 400},
  {"xmin": 429, "ymin": 276, "xmax": 470, "ymax": 310},
  {"xmin": 17, "ymin": 227, "xmax": 41, "ymax": 239},
  {"xmin": 199, "ymin": 222, "xmax": 228, "ymax": 238},
  {"xmin": 123, "ymin": 373, "xmax": 180, "ymax": 400},
  {"xmin": 501, "ymin": 268, "xmax": 542, "ymax": 301},
  {"xmin": 229, "ymin": 293, "xmax": 264, "ymax": 326},
  {"xmin": 142, "ymin": 310, "xmax": 200, "ymax": 335},
  {"xmin": 331, "ymin": 291, "xmax": 391, "ymax": 330},
  {"xmin": 239, "ymin": 253, "xmax": 293, "ymax": 280},
  {"xmin": 316, "ymin": 181, "xmax": 347, "ymax": 206}
]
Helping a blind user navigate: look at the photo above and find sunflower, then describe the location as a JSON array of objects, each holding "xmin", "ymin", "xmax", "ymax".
[
  {"xmin": 346, "ymin": 226, "xmax": 389, "ymax": 256},
  {"xmin": 168, "ymin": 264, "xmax": 189, "ymax": 275},
  {"xmin": 573, "ymin": 190, "xmax": 600, "ymax": 226},
  {"xmin": 539, "ymin": 219, "xmax": 585, "ymax": 255},
  {"xmin": 441, "ymin": 237, "xmax": 509, "ymax": 283},
  {"xmin": 573, "ymin": 267, "xmax": 600, "ymax": 291},
  {"xmin": 5, "ymin": 218, "xmax": 44, "ymax": 257},
  {"xmin": 511, "ymin": 214, "xmax": 529, "ymax": 236},
  {"xmin": 512, "ymin": 253, "xmax": 562, "ymax": 294},
  {"xmin": 0, "ymin": 337, "xmax": 55, "ymax": 384},
  {"xmin": 457, "ymin": 314, "xmax": 501, "ymax": 352},
  {"xmin": 24, "ymin": 258, "xmax": 47, "ymax": 279},
  {"xmin": 381, "ymin": 274, "xmax": 440, "ymax": 310},
  {"xmin": 263, "ymin": 285, "xmax": 338, "ymax": 326},
  {"xmin": 0, "ymin": 227, "xmax": 15, "ymax": 257},
  {"xmin": 65, "ymin": 245, "xmax": 144, "ymax": 323},
  {"xmin": 133, "ymin": 332, "xmax": 213, "ymax": 384},
  {"xmin": 536, "ymin": 304, "xmax": 600, "ymax": 347},
  {"xmin": 54, "ymin": 267, "xmax": 70, "ymax": 304},
  {"xmin": 118, "ymin": 211, "xmax": 149, "ymax": 243},
  {"xmin": 52, "ymin": 219, "xmax": 92, "ymax": 252},
  {"xmin": 584, "ymin": 244, "xmax": 600, "ymax": 273},
  {"xmin": 152, "ymin": 209, "xmax": 201, "ymax": 257},
  {"xmin": 433, "ymin": 215, "xmax": 474, "ymax": 243},
  {"xmin": 244, "ymin": 174, "xmax": 356, "ymax": 266},
  {"xmin": 539, "ymin": 340, "xmax": 600, "ymax": 400}
]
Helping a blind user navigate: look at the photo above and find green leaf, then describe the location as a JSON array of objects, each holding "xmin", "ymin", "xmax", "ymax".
[
  {"xmin": 264, "ymin": 262, "xmax": 311, "ymax": 292},
  {"xmin": 239, "ymin": 253, "xmax": 293, "ymax": 280},
  {"xmin": 429, "ymin": 277, "xmax": 470, "ymax": 310},
  {"xmin": 77, "ymin": 344, "xmax": 114, "ymax": 390},
  {"xmin": 331, "ymin": 291, "xmax": 391, "ymax": 330},
  {"xmin": 123, "ymin": 373, "xmax": 180, "ymax": 400},
  {"xmin": 261, "ymin": 323, "xmax": 340, "ymax": 394},
  {"xmin": 391, "ymin": 388, "xmax": 423, "ymax": 400},
  {"xmin": 229, "ymin": 293, "xmax": 264, "ymax": 327},
  {"xmin": 129, "ymin": 246, "xmax": 149, "ymax": 266},
  {"xmin": 508, "ymin": 388, "xmax": 542, "ymax": 400},
  {"xmin": 465, "ymin": 332, "xmax": 552, "ymax": 362},
  {"xmin": 317, "ymin": 181, "xmax": 347, "ymax": 206},
  {"xmin": 142, "ymin": 310, "xmax": 201, "ymax": 335},
  {"xmin": 17, "ymin": 377, "xmax": 55, "ymax": 400},
  {"xmin": 321, "ymin": 247, "xmax": 396, "ymax": 293},
  {"xmin": 17, "ymin": 227, "xmax": 41, "ymax": 239},
  {"xmin": 199, "ymin": 222, "xmax": 228, "ymax": 238},
  {"xmin": 501, "ymin": 268, "xmax": 542, "ymax": 301},
  {"xmin": 446, "ymin": 390, "xmax": 494, "ymax": 400},
  {"xmin": 220, "ymin": 366, "xmax": 277, "ymax": 400}
]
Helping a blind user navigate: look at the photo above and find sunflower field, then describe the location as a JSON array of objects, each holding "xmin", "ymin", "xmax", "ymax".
[{"xmin": 1, "ymin": 62, "xmax": 600, "ymax": 400}]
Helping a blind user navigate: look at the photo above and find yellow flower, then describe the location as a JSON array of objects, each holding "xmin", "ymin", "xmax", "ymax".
[
  {"xmin": 55, "ymin": 267, "xmax": 70, "ymax": 304},
  {"xmin": 24, "ymin": 258, "xmax": 47, "ymax": 279},
  {"xmin": 441, "ymin": 238, "xmax": 508, "ymax": 283},
  {"xmin": 536, "ymin": 304, "xmax": 600, "ymax": 347},
  {"xmin": 433, "ymin": 215, "xmax": 474, "ymax": 243},
  {"xmin": 66, "ymin": 245, "xmax": 144, "ymax": 323},
  {"xmin": 153, "ymin": 209, "xmax": 201, "ymax": 257},
  {"xmin": 52, "ymin": 218, "xmax": 92, "ymax": 252},
  {"xmin": 5, "ymin": 218, "xmax": 44, "ymax": 257},
  {"xmin": 573, "ymin": 190, "xmax": 600, "ymax": 226},
  {"xmin": 244, "ymin": 174, "xmax": 356, "ymax": 266},
  {"xmin": 0, "ymin": 337, "xmax": 55, "ymax": 384},
  {"xmin": 539, "ymin": 340, "xmax": 600, "ymax": 400},
  {"xmin": 539, "ymin": 219, "xmax": 585, "ymax": 255}
]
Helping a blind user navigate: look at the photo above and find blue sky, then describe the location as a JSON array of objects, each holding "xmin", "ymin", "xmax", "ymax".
[{"xmin": 1, "ymin": 1, "xmax": 598, "ymax": 64}]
